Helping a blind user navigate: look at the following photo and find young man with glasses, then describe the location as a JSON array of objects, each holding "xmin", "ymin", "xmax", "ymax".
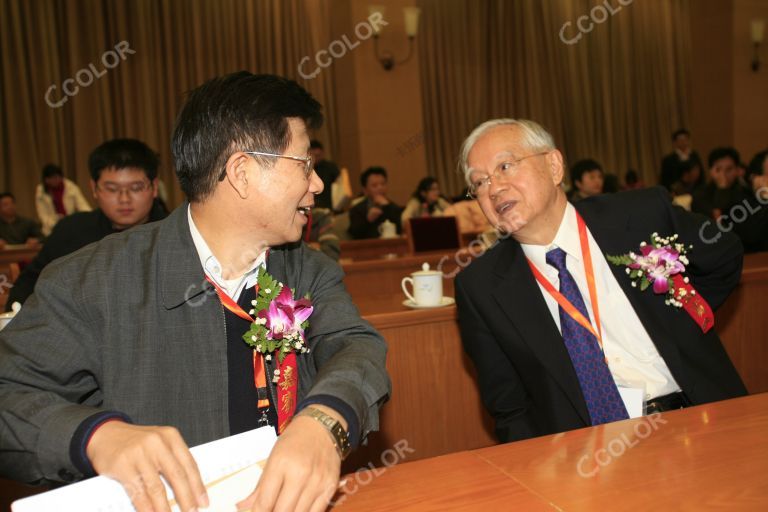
[
  {"xmin": 5, "ymin": 138, "xmax": 167, "ymax": 309},
  {"xmin": 0, "ymin": 72, "xmax": 390, "ymax": 512},
  {"xmin": 455, "ymin": 118, "xmax": 746, "ymax": 444}
]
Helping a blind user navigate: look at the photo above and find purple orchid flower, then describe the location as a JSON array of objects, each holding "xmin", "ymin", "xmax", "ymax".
[
  {"xmin": 629, "ymin": 245, "xmax": 686, "ymax": 294},
  {"xmin": 257, "ymin": 286, "xmax": 314, "ymax": 340}
]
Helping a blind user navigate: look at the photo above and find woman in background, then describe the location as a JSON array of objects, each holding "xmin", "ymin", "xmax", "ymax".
[
  {"xmin": 444, "ymin": 189, "xmax": 492, "ymax": 234},
  {"xmin": 35, "ymin": 164, "xmax": 91, "ymax": 235},
  {"xmin": 401, "ymin": 176, "xmax": 451, "ymax": 223}
]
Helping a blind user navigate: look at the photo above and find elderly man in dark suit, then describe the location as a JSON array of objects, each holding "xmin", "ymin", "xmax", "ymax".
[
  {"xmin": 455, "ymin": 119, "xmax": 746, "ymax": 444},
  {"xmin": 0, "ymin": 73, "xmax": 390, "ymax": 512}
]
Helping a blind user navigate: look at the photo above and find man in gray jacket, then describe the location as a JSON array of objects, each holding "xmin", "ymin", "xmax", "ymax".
[{"xmin": 0, "ymin": 72, "xmax": 390, "ymax": 512}]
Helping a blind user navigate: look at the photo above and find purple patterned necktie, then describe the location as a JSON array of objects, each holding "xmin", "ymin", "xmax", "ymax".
[{"xmin": 546, "ymin": 247, "xmax": 629, "ymax": 425}]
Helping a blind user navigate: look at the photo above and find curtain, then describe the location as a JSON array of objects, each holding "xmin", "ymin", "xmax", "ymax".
[
  {"xmin": 0, "ymin": 0, "xmax": 341, "ymax": 216},
  {"xmin": 417, "ymin": 0, "xmax": 692, "ymax": 195}
]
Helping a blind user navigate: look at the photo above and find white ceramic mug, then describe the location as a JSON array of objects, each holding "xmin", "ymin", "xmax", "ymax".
[
  {"xmin": 378, "ymin": 220, "xmax": 397, "ymax": 239},
  {"xmin": 401, "ymin": 263, "xmax": 443, "ymax": 306},
  {"xmin": 0, "ymin": 302, "xmax": 20, "ymax": 331}
]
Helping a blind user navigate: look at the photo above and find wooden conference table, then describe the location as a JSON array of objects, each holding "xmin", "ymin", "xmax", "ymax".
[
  {"xmin": 334, "ymin": 393, "xmax": 768, "ymax": 511},
  {"xmin": 339, "ymin": 250, "xmax": 768, "ymax": 472}
]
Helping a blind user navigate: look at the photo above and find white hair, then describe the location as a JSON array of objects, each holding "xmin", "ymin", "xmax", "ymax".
[{"xmin": 458, "ymin": 119, "xmax": 556, "ymax": 184}]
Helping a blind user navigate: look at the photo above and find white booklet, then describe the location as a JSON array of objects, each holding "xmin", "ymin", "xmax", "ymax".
[{"xmin": 12, "ymin": 426, "xmax": 277, "ymax": 512}]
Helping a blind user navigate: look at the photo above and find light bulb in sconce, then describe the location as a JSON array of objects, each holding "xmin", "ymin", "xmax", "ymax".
[
  {"xmin": 751, "ymin": 19, "xmax": 765, "ymax": 43},
  {"xmin": 404, "ymin": 7, "xmax": 421, "ymax": 37},
  {"xmin": 368, "ymin": 5, "xmax": 386, "ymax": 35},
  {"xmin": 751, "ymin": 19, "xmax": 765, "ymax": 72},
  {"xmin": 370, "ymin": 5, "xmax": 421, "ymax": 71}
]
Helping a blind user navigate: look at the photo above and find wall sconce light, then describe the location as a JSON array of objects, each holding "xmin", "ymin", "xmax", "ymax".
[
  {"xmin": 368, "ymin": 5, "xmax": 421, "ymax": 71},
  {"xmin": 751, "ymin": 19, "xmax": 765, "ymax": 72}
]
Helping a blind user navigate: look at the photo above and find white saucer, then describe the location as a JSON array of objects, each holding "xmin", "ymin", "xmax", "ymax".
[{"xmin": 402, "ymin": 296, "xmax": 455, "ymax": 309}]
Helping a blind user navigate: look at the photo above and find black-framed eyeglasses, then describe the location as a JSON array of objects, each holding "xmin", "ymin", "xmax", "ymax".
[
  {"xmin": 96, "ymin": 180, "xmax": 153, "ymax": 197},
  {"xmin": 466, "ymin": 151, "xmax": 550, "ymax": 199}
]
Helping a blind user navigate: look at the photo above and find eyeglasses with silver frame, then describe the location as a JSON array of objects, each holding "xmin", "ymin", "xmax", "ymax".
[
  {"xmin": 466, "ymin": 151, "xmax": 550, "ymax": 199},
  {"xmin": 244, "ymin": 150, "xmax": 314, "ymax": 179}
]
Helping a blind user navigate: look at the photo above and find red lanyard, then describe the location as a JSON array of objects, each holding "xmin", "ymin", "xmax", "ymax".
[
  {"xmin": 526, "ymin": 213, "xmax": 604, "ymax": 351},
  {"xmin": 205, "ymin": 277, "xmax": 269, "ymax": 408}
]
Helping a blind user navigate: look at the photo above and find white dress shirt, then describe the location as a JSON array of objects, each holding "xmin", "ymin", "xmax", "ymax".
[
  {"xmin": 521, "ymin": 203, "xmax": 681, "ymax": 400},
  {"xmin": 188, "ymin": 206, "xmax": 265, "ymax": 302}
]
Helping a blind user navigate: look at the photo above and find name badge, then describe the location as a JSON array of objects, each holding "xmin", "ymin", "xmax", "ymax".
[{"xmin": 618, "ymin": 386, "xmax": 645, "ymax": 418}]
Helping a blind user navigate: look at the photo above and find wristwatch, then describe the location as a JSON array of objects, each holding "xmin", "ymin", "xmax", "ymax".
[{"xmin": 298, "ymin": 406, "xmax": 351, "ymax": 460}]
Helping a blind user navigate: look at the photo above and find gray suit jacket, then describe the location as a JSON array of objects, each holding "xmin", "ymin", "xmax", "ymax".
[{"xmin": 0, "ymin": 205, "xmax": 390, "ymax": 484}]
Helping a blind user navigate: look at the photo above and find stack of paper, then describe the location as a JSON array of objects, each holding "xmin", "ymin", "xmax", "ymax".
[{"xmin": 12, "ymin": 426, "xmax": 277, "ymax": 512}]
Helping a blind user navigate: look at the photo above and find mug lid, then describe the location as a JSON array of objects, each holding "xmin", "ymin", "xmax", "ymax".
[{"xmin": 412, "ymin": 262, "xmax": 442, "ymax": 276}]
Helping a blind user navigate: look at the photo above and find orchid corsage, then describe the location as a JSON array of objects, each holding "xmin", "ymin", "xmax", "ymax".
[
  {"xmin": 606, "ymin": 233, "xmax": 694, "ymax": 308},
  {"xmin": 242, "ymin": 267, "xmax": 313, "ymax": 374}
]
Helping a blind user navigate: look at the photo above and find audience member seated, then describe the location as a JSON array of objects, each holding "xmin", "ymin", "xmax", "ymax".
[
  {"xmin": 733, "ymin": 151, "xmax": 768, "ymax": 253},
  {"xmin": 737, "ymin": 160, "xmax": 749, "ymax": 186},
  {"xmin": 35, "ymin": 164, "xmax": 92, "ymax": 236},
  {"xmin": 691, "ymin": 147, "xmax": 751, "ymax": 219},
  {"xmin": 304, "ymin": 207, "xmax": 340, "ymax": 261},
  {"xmin": 309, "ymin": 139, "xmax": 340, "ymax": 210},
  {"xmin": 401, "ymin": 177, "xmax": 451, "ymax": 224},
  {"xmin": 455, "ymin": 118, "xmax": 746, "ymax": 444},
  {"xmin": 660, "ymin": 128, "xmax": 702, "ymax": 191},
  {"xmin": 0, "ymin": 193, "xmax": 42, "ymax": 247},
  {"xmin": 671, "ymin": 160, "xmax": 704, "ymax": 195},
  {"xmin": 746, "ymin": 149, "xmax": 768, "ymax": 191},
  {"xmin": 0, "ymin": 73, "xmax": 389, "ymax": 509},
  {"xmin": 670, "ymin": 160, "xmax": 705, "ymax": 210},
  {"xmin": 602, "ymin": 173, "xmax": 620, "ymax": 194},
  {"xmin": 6, "ymin": 139, "xmax": 168, "ymax": 309},
  {"xmin": 622, "ymin": 169, "xmax": 645, "ymax": 191},
  {"xmin": 444, "ymin": 191, "xmax": 492, "ymax": 234},
  {"xmin": 568, "ymin": 159, "xmax": 604, "ymax": 202},
  {"xmin": 348, "ymin": 166, "xmax": 403, "ymax": 239}
]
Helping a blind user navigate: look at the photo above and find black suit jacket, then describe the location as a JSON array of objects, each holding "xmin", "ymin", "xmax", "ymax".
[
  {"xmin": 347, "ymin": 198, "xmax": 403, "ymax": 239},
  {"xmin": 456, "ymin": 187, "xmax": 747, "ymax": 444}
]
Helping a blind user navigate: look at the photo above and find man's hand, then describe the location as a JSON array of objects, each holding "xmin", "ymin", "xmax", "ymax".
[
  {"xmin": 25, "ymin": 237, "xmax": 40, "ymax": 247},
  {"xmin": 86, "ymin": 421, "xmax": 208, "ymax": 512},
  {"xmin": 366, "ymin": 206, "xmax": 383, "ymax": 223},
  {"xmin": 237, "ymin": 406, "xmax": 345, "ymax": 512}
]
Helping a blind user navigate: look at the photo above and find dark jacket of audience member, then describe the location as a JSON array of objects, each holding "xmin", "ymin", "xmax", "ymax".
[
  {"xmin": 670, "ymin": 160, "xmax": 705, "ymax": 197},
  {"xmin": 347, "ymin": 167, "xmax": 403, "ymax": 239},
  {"xmin": 348, "ymin": 199, "xmax": 403, "ymax": 239},
  {"xmin": 602, "ymin": 173, "xmax": 620, "ymax": 194},
  {"xmin": 661, "ymin": 151, "xmax": 702, "ymax": 191},
  {"xmin": 6, "ymin": 201, "xmax": 168, "ymax": 309},
  {"xmin": 692, "ymin": 182, "xmax": 751, "ymax": 218},
  {"xmin": 734, "ymin": 151, "xmax": 768, "ymax": 253},
  {"xmin": 747, "ymin": 149, "xmax": 768, "ymax": 190},
  {"xmin": 0, "ymin": 193, "xmax": 43, "ymax": 245},
  {"xmin": 732, "ymin": 195, "xmax": 768, "ymax": 253},
  {"xmin": 660, "ymin": 129, "xmax": 702, "ymax": 190}
]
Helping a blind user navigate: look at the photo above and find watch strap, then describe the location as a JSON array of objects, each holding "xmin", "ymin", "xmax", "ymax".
[{"xmin": 298, "ymin": 406, "xmax": 351, "ymax": 460}]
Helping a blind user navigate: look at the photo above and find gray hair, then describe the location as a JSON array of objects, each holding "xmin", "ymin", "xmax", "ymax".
[{"xmin": 458, "ymin": 119, "xmax": 556, "ymax": 184}]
